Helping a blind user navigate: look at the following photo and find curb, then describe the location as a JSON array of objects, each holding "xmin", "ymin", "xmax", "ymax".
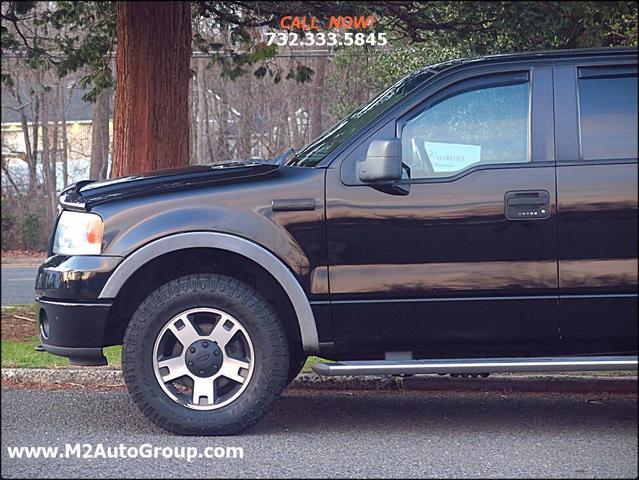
[
  {"xmin": 1, "ymin": 258, "xmax": 45, "ymax": 267},
  {"xmin": 2, "ymin": 368, "xmax": 637, "ymax": 394},
  {"xmin": 2, "ymin": 368, "xmax": 124, "ymax": 386},
  {"xmin": 1, "ymin": 263, "xmax": 43, "ymax": 267}
]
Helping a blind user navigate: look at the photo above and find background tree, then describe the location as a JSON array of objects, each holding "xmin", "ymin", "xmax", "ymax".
[
  {"xmin": 89, "ymin": 87, "xmax": 111, "ymax": 180},
  {"xmin": 2, "ymin": 0, "xmax": 637, "ymax": 176},
  {"xmin": 1, "ymin": 1, "xmax": 636, "ymax": 252},
  {"xmin": 111, "ymin": 1, "xmax": 191, "ymax": 176}
]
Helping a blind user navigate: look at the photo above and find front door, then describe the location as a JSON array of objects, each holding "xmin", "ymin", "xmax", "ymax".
[{"xmin": 326, "ymin": 66, "xmax": 560, "ymax": 357}]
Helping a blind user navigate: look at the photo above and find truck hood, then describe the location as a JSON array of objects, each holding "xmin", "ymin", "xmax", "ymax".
[{"xmin": 60, "ymin": 161, "xmax": 280, "ymax": 209}]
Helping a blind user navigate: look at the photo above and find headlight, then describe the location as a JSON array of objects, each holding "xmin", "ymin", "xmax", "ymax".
[{"xmin": 52, "ymin": 211, "xmax": 103, "ymax": 255}]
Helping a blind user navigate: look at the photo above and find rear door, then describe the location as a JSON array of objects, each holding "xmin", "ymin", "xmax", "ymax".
[{"xmin": 553, "ymin": 59, "xmax": 638, "ymax": 351}]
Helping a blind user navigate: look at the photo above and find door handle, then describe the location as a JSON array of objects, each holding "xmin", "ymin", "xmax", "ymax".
[
  {"xmin": 507, "ymin": 197, "xmax": 547, "ymax": 206},
  {"xmin": 505, "ymin": 190, "xmax": 550, "ymax": 220}
]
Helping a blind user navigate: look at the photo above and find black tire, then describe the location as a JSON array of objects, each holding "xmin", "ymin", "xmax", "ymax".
[
  {"xmin": 122, "ymin": 273, "xmax": 289, "ymax": 435},
  {"xmin": 287, "ymin": 353, "xmax": 308, "ymax": 385}
]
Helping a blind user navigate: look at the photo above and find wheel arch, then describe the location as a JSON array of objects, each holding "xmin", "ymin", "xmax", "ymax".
[{"xmin": 100, "ymin": 232, "xmax": 320, "ymax": 353}]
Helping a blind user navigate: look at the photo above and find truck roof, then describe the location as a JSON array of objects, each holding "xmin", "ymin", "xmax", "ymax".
[{"xmin": 427, "ymin": 46, "xmax": 638, "ymax": 73}]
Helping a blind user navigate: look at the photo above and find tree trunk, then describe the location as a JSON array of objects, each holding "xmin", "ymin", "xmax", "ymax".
[
  {"xmin": 216, "ymin": 80, "xmax": 231, "ymax": 160},
  {"xmin": 90, "ymin": 88, "xmax": 111, "ymax": 180},
  {"xmin": 1, "ymin": 158, "xmax": 21, "ymax": 196},
  {"xmin": 58, "ymin": 83, "xmax": 69, "ymax": 187},
  {"xmin": 112, "ymin": 1, "xmax": 191, "ymax": 177},
  {"xmin": 51, "ymin": 94, "xmax": 59, "ymax": 191},
  {"xmin": 188, "ymin": 76, "xmax": 197, "ymax": 164},
  {"xmin": 236, "ymin": 75, "xmax": 252, "ymax": 158},
  {"xmin": 202, "ymin": 74, "xmax": 215, "ymax": 163},
  {"xmin": 32, "ymin": 93, "xmax": 40, "ymax": 189},
  {"xmin": 308, "ymin": 56, "xmax": 327, "ymax": 141},
  {"xmin": 284, "ymin": 90, "xmax": 302, "ymax": 148},
  {"xmin": 13, "ymin": 78, "xmax": 37, "ymax": 194},
  {"xmin": 196, "ymin": 58, "xmax": 207, "ymax": 164},
  {"xmin": 40, "ymin": 92, "xmax": 56, "ymax": 218}
]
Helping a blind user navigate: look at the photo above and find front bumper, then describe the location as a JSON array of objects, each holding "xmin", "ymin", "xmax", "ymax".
[
  {"xmin": 35, "ymin": 255, "xmax": 123, "ymax": 366},
  {"xmin": 37, "ymin": 299, "xmax": 112, "ymax": 366}
]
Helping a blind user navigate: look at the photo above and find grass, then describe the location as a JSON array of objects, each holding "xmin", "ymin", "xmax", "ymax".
[
  {"xmin": 2, "ymin": 305, "xmax": 634, "ymax": 376},
  {"xmin": 302, "ymin": 356, "xmax": 324, "ymax": 373},
  {"xmin": 1, "ymin": 303, "xmax": 324, "ymax": 371},
  {"xmin": 1, "ymin": 335, "xmax": 122, "ymax": 368},
  {"xmin": 1, "ymin": 305, "xmax": 324, "ymax": 371},
  {"xmin": 2, "ymin": 336, "xmax": 323, "ymax": 372}
]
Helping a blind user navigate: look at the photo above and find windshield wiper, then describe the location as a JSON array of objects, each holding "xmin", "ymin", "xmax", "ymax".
[{"xmin": 273, "ymin": 147, "xmax": 298, "ymax": 165}]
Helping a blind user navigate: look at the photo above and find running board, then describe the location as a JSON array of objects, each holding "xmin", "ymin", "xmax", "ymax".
[{"xmin": 311, "ymin": 355, "xmax": 638, "ymax": 376}]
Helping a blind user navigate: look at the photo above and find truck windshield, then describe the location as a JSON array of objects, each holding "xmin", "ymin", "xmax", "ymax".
[{"xmin": 287, "ymin": 67, "xmax": 436, "ymax": 167}]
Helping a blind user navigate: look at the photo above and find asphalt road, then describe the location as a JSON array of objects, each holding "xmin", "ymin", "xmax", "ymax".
[
  {"xmin": 1, "ymin": 388, "xmax": 637, "ymax": 478},
  {"xmin": 1, "ymin": 266, "xmax": 38, "ymax": 306}
]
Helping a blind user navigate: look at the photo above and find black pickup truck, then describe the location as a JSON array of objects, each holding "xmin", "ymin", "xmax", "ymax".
[{"xmin": 36, "ymin": 48, "xmax": 638, "ymax": 435}]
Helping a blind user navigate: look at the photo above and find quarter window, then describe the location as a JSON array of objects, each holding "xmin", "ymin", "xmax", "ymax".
[
  {"xmin": 577, "ymin": 67, "xmax": 638, "ymax": 161},
  {"xmin": 401, "ymin": 78, "xmax": 530, "ymax": 179}
]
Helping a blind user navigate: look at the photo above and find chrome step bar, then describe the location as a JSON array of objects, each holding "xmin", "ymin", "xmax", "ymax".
[{"xmin": 312, "ymin": 355, "xmax": 638, "ymax": 376}]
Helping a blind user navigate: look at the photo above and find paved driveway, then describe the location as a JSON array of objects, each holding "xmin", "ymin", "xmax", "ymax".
[
  {"xmin": 1, "ymin": 266, "xmax": 39, "ymax": 306},
  {"xmin": 1, "ymin": 388, "xmax": 637, "ymax": 478}
]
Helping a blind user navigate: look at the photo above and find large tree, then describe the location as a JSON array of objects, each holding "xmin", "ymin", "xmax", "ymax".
[
  {"xmin": 2, "ymin": 1, "xmax": 637, "ymax": 177},
  {"xmin": 112, "ymin": 2, "xmax": 191, "ymax": 176}
]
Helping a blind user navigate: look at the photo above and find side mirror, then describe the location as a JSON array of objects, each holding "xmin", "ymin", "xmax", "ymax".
[{"xmin": 358, "ymin": 139, "xmax": 402, "ymax": 182}]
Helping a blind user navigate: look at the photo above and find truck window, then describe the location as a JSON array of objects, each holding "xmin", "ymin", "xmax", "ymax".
[
  {"xmin": 577, "ymin": 66, "xmax": 638, "ymax": 161},
  {"xmin": 401, "ymin": 79, "xmax": 530, "ymax": 179}
]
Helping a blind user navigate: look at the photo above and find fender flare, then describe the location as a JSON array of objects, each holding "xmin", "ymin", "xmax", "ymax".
[{"xmin": 99, "ymin": 232, "xmax": 320, "ymax": 353}]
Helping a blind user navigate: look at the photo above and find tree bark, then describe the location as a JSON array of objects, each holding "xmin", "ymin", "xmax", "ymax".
[
  {"xmin": 90, "ymin": 88, "xmax": 111, "ymax": 180},
  {"xmin": 32, "ymin": 93, "xmax": 40, "ymax": 189},
  {"xmin": 308, "ymin": 56, "xmax": 327, "ymax": 141},
  {"xmin": 58, "ymin": 83, "xmax": 69, "ymax": 187},
  {"xmin": 112, "ymin": 1, "xmax": 192, "ymax": 177},
  {"xmin": 195, "ymin": 58, "xmax": 207, "ymax": 164},
  {"xmin": 215, "ymin": 80, "xmax": 231, "ymax": 160},
  {"xmin": 284, "ymin": 89, "xmax": 302, "ymax": 148},
  {"xmin": 51, "ymin": 93, "xmax": 60, "ymax": 191},
  {"xmin": 202, "ymin": 74, "xmax": 215, "ymax": 163},
  {"xmin": 40, "ymin": 92, "xmax": 56, "ymax": 218},
  {"xmin": 188, "ymin": 76, "xmax": 197, "ymax": 164},
  {"xmin": 1, "ymin": 158, "xmax": 21, "ymax": 196},
  {"xmin": 236, "ymin": 75, "xmax": 252, "ymax": 158},
  {"xmin": 13, "ymin": 77, "xmax": 37, "ymax": 194}
]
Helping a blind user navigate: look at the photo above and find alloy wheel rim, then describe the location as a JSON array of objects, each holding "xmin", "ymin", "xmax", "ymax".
[{"xmin": 152, "ymin": 307, "xmax": 255, "ymax": 410}]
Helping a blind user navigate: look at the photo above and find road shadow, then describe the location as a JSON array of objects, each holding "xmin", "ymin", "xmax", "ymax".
[
  {"xmin": 253, "ymin": 389, "xmax": 638, "ymax": 436},
  {"xmin": 6, "ymin": 388, "xmax": 633, "ymax": 438}
]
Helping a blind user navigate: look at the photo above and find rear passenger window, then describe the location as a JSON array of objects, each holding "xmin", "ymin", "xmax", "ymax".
[{"xmin": 578, "ymin": 66, "xmax": 638, "ymax": 161}]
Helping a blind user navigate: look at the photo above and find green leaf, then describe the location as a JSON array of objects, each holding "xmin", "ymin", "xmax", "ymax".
[
  {"xmin": 1, "ymin": 73, "xmax": 14, "ymax": 88},
  {"xmin": 295, "ymin": 65, "xmax": 314, "ymax": 83},
  {"xmin": 14, "ymin": 1, "xmax": 37, "ymax": 15},
  {"xmin": 253, "ymin": 65, "xmax": 268, "ymax": 79}
]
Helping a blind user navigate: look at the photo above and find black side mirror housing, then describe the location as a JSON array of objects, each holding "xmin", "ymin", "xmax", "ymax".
[
  {"xmin": 358, "ymin": 139, "xmax": 402, "ymax": 182},
  {"xmin": 358, "ymin": 139, "xmax": 409, "ymax": 195}
]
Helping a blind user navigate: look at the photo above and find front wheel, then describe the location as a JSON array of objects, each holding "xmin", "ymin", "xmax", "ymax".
[{"xmin": 122, "ymin": 274, "xmax": 289, "ymax": 435}]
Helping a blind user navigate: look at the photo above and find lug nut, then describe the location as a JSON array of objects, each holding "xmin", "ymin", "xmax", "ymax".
[
  {"xmin": 203, "ymin": 342, "xmax": 208, "ymax": 348},
  {"xmin": 213, "ymin": 365, "xmax": 218, "ymax": 370},
  {"xmin": 214, "ymin": 351, "xmax": 220, "ymax": 356},
  {"xmin": 189, "ymin": 347, "xmax": 196, "ymax": 353},
  {"xmin": 199, "ymin": 370, "xmax": 204, "ymax": 375},
  {"xmin": 188, "ymin": 361, "xmax": 194, "ymax": 366}
]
